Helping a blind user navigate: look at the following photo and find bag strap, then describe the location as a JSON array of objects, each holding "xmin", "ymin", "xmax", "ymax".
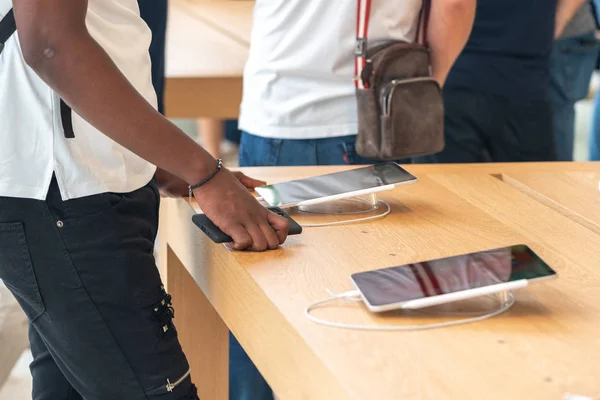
[
  {"xmin": 355, "ymin": 0, "xmax": 431, "ymax": 89},
  {"xmin": 354, "ymin": 0, "xmax": 372, "ymax": 89},
  {"xmin": 0, "ymin": 8, "xmax": 16, "ymax": 56},
  {"xmin": 417, "ymin": 0, "xmax": 431, "ymax": 47}
]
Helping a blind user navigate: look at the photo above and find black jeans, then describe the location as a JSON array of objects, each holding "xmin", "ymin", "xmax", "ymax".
[
  {"xmin": 0, "ymin": 178, "xmax": 198, "ymax": 399},
  {"xmin": 415, "ymin": 86, "xmax": 557, "ymax": 163}
]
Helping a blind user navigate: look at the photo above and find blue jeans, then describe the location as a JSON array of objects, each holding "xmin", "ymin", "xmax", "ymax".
[
  {"xmin": 549, "ymin": 32, "xmax": 600, "ymax": 161},
  {"xmin": 225, "ymin": 120, "xmax": 242, "ymax": 144},
  {"xmin": 591, "ymin": 0, "xmax": 600, "ymax": 159},
  {"xmin": 239, "ymin": 132, "xmax": 386, "ymax": 166},
  {"xmin": 0, "ymin": 177, "xmax": 197, "ymax": 399},
  {"xmin": 229, "ymin": 334, "xmax": 273, "ymax": 400},
  {"xmin": 591, "ymin": 92, "xmax": 600, "ymax": 161}
]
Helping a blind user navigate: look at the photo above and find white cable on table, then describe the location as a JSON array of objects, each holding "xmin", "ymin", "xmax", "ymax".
[{"xmin": 304, "ymin": 290, "xmax": 515, "ymax": 331}]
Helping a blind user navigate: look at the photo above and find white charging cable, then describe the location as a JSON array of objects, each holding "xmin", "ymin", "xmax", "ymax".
[
  {"xmin": 300, "ymin": 200, "xmax": 391, "ymax": 228},
  {"xmin": 304, "ymin": 289, "xmax": 515, "ymax": 331}
]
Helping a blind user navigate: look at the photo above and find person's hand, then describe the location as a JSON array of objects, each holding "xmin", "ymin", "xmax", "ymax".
[
  {"xmin": 156, "ymin": 168, "xmax": 267, "ymax": 197},
  {"xmin": 194, "ymin": 168, "xmax": 289, "ymax": 251},
  {"xmin": 231, "ymin": 171, "xmax": 266, "ymax": 190}
]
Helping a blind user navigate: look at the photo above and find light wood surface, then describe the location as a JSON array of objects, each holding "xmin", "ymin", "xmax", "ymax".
[
  {"xmin": 167, "ymin": 246, "xmax": 229, "ymax": 400},
  {"xmin": 164, "ymin": 77, "xmax": 243, "ymax": 119},
  {"xmin": 164, "ymin": 162, "xmax": 600, "ymax": 400},
  {"xmin": 500, "ymin": 171, "xmax": 600, "ymax": 235},
  {"xmin": 164, "ymin": 0, "xmax": 253, "ymax": 118},
  {"xmin": 177, "ymin": 0, "xmax": 253, "ymax": 47},
  {"xmin": 237, "ymin": 162, "xmax": 600, "ymax": 185}
]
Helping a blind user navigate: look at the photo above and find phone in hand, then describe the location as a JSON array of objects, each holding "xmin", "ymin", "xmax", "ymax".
[{"xmin": 192, "ymin": 207, "xmax": 303, "ymax": 244}]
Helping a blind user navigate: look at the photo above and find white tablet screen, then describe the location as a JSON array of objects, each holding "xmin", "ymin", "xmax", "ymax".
[
  {"xmin": 255, "ymin": 163, "xmax": 417, "ymax": 207},
  {"xmin": 351, "ymin": 245, "xmax": 557, "ymax": 307}
]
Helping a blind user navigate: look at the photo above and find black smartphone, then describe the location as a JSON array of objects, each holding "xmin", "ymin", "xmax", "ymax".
[{"xmin": 192, "ymin": 207, "xmax": 303, "ymax": 244}]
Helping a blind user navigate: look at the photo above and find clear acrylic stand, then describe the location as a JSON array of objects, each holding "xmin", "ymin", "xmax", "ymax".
[{"xmin": 296, "ymin": 192, "xmax": 381, "ymax": 215}]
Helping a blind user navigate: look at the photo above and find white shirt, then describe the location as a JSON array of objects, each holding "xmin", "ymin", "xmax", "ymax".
[
  {"xmin": 239, "ymin": 0, "xmax": 423, "ymax": 140},
  {"xmin": 0, "ymin": 0, "xmax": 157, "ymax": 201}
]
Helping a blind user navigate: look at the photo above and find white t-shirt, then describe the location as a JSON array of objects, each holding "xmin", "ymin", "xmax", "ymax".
[
  {"xmin": 239, "ymin": 0, "xmax": 423, "ymax": 140},
  {"xmin": 0, "ymin": 0, "xmax": 157, "ymax": 201}
]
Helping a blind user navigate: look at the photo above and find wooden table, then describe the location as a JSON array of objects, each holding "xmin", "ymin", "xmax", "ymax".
[
  {"xmin": 501, "ymin": 171, "xmax": 600, "ymax": 235},
  {"xmin": 159, "ymin": 162, "xmax": 600, "ymax": 400}
]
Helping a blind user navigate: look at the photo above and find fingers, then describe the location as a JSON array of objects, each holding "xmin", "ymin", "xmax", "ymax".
[
  {"xmin": 233, "ymin": 171, "xmax": 267, "ymax": 189},
  {"xmin": 267, "ymin": 211, "xmax": 290, "ymax": 244},
  {"xmin": 244, "ymin": 223, "xmax": 269, "ymax": 252},
  {"xmin": 226, "ymin": 215, "xmax": 287, "ymax": 251},
  {"xmin": 226, "ymin": 224, "xmax": 253, "ymax": 251}
]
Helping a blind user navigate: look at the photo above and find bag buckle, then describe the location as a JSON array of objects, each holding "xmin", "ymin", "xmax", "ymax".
[{"xmin": 355, "ymin": 38, "xmax": 367, "ymax": 57}]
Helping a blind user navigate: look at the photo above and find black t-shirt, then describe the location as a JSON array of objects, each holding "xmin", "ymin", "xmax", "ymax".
[{"xmin": 446, "ymin": 0, "xmax": 558, "ymax": 101}]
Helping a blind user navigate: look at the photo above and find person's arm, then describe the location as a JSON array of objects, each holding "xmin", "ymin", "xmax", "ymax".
[
  {"xmin": 427, "ymin": 0, "xmax": 477, "ymax": 86},
  {"xmin": 555, "ymin": 0, "xmax": 586, "ymax": 39},
  {"xmin": 13, "ymin": 0, "xmax": 289, "ymax": 251},
  {"xmin": 155, "ymin": 168, "xmax": 265, "ymax": 198}
]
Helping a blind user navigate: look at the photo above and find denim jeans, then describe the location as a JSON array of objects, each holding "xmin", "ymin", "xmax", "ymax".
[
  {"xmin": 229, "ymin": 334, "xmax": 273, "ymax": 400},
  {"xmin": 549, "ymin": 32, "xmax": 600, "ymax": 161},
  {"xmin": 225, "ymin": 120, "xmax": 242, "ymax": 144},
  {"xmin": 0, "ymin": 177, "xmax": 198, "ymax": 399},
  {"xmin": 414, "ymin": 86, "xmax": 556, "ymax": 163},
  {"xmin": 591, "ymin": 92, "xmax": 600, "ymax": 161},
  {"xmin": 238, "ymin": 132, "xmax": 389, "ymax": 166}
]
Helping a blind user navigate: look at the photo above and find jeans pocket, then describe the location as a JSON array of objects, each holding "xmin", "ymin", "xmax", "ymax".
[
  {"xmin": 62, "ymin": 192, "xmax": 125, "ymax": 221},
  {"xmin": 240, "ymin": 132, "xmax": 284, "ymax": 167},
  {"xmin": 0, "ymin": 221, "xmax": 46, "ymax": 321}
]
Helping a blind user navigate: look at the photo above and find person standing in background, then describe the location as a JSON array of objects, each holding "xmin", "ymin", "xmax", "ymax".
[
  {"xmin": 237, "ymin": 0, "xmax": 475, "ymax": 168},
  {"xmin": 416, "ymin": 0, "xmax": 585, "ymax": 164},
  {"xmin": 550, "ymin": 0, "xmax": 599, "ymax": 161},
  {"xmin": 234, "ymin": 1, "xmax": 476, "ymax": 399}
]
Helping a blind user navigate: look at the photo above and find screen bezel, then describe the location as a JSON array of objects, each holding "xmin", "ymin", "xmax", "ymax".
[
  {"xmin": 255, "ymin": 162, "xmax": 418, "ymax": 208},
  {"xmin": 350, "ymin": 245, "xmax": 557, "ymax": 311}
]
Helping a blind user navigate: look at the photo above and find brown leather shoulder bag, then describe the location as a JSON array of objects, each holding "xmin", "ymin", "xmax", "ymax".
[{"xmin": 355, "ymin": 0, "xmax": 444, "ymax": 160}]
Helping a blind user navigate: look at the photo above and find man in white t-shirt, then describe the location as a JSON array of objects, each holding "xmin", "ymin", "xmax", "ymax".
[
  {"xmin": 232, "ymin": 1, "xmax": 476, "ymax": 398},
  {"xmin": 0, "ymin": 1, "xmax": 289, "ymax": 398},
  {"xmin": 238, "ymin": 0, "xmax": 476, "ymax": 167}
]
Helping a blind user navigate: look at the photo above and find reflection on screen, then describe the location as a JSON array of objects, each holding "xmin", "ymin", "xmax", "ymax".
[
  {"xmin": 256, "ymin": 162, "xmax": 417, "ymax": 207},
  {"xmin": 352, "ymin": 245, "xmax": 556, "ymax": 306}
]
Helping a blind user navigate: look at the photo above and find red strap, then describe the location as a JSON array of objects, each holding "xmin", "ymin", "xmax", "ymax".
[
  {"xmin": 421, "ymin": 0, "xmax": 431, "ymax": 47},
  {"xmin": 355, "ymin": 0, "xmax": 372, "ymax": 89}
]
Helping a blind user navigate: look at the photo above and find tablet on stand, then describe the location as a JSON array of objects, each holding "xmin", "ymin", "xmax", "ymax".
[{"xmin": 255, "ymin": 162, "xmax": 417, "ymax": 216}]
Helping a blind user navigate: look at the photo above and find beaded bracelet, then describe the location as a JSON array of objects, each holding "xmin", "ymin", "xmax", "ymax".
[{"xmin": 188, "ymin": 158, "xmax": 223, "ymax": 201}]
